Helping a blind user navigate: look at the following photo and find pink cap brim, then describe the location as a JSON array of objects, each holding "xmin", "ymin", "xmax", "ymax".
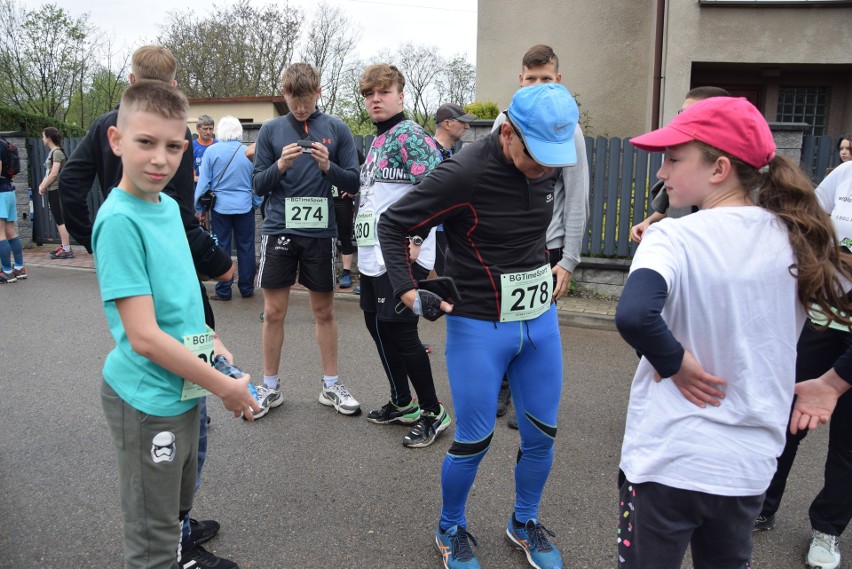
[{"xmin": 630, "ymin": 125, "xmax": 695, "ymax": 153}]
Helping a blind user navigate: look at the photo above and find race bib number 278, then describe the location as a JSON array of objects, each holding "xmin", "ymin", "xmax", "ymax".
[{"xmin": 499, "ymin": 265, "xmax": 551, "ymax": 322}]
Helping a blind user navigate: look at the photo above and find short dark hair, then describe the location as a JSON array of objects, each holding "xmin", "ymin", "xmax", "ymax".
[
  {"xmin": 117, "ymin": 80, "xmax": 189, "ymax": 126},
  {"xmin": 685, "ymin": 86, "xmax": 731, "ymax": 101},
  {"xmin": 522, "ymin": 45, "xmax": 558, "ymax": 71}
]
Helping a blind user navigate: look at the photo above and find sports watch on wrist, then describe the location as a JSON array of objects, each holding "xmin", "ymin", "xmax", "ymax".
[{"xmin": 410, "ymin": 236, "xmax": 424, "ymax": 246}]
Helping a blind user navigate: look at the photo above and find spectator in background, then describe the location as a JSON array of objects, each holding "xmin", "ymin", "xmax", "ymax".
[
  {"xmin": 38, "ymin": 127, "xmax": 73, "ymax": 259},
  {"xmin": 332, "ymin": 148, "xmax": 363, "ymax": 290},
  {"xmin": 826, "ymin": 134, "xmax": 851, "ymax": 176},
  {"xmin": 193, "ymin": 115, "xmax": 217, "ymax": 183},
  {"xmin": 431, "ymin": 103, "xmax": 476, "ymax": 277},
  {"xmin": 753, "ymin": 160, "xmax": 852, "ymax": 569},
  {"xmin": 195, "ymin": 115, "xmax": 259, "ymax": 301},
  {"xmin": 0, "ymin": 140, "xmax": 25, "ymax": 283}
]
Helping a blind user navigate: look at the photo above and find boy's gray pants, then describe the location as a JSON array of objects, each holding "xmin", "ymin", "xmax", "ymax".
[{"xmin": 101, "ymin": 380, "xmax": 200, "ymax": 569}]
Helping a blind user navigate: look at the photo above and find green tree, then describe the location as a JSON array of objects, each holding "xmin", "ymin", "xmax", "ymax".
[
  {"xmin": 437, "ymin": 55, "xmax": 476, "ymax": 107},
  {"xmin": 0, "ymin": 1, "xmax": 94, "ymax": 121}
]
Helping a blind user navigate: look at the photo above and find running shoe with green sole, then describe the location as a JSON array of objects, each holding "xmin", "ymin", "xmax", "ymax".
[
  {"xmin": 404, "ymin": 404, "xmax": 451, "ymax": 448},
  {"xmin": 367, "ymin": 400, "xmax": 421, "ymax": 424}
]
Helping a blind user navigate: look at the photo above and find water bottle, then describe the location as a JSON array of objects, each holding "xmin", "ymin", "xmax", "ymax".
[{"xmin": 213, "ymin": 355, "xmax": 258, "ymax": 400}]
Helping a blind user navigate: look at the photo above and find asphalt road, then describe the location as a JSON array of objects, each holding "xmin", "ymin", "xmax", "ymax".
[{"xmin": 0, "ymin": 265, "xmax": 845, "ymax": 568}]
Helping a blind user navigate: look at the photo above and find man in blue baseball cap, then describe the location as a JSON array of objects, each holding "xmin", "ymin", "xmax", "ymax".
[{"xmin": 377, "ymin": 82, "xmax": 578, "ymax": 569}]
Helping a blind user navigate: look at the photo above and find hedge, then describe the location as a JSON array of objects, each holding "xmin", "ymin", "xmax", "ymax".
[{"xmin": 0, "ymin": 106, "xmax": 86, "ymax": 138}]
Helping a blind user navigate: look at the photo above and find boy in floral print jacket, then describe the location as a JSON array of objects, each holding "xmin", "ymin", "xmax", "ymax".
[{"xmin": 355, "ymin": 63, "xmax": 451, "ymax": 450}]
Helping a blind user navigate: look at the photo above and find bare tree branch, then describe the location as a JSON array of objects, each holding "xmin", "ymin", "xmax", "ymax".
[
  {"xmin": 157, "ymin": 1, "xmax": 303, "ymax": 98},
  {"xmin": 299, "ymin": 2, "xmax": 361, "ymax": 117}
]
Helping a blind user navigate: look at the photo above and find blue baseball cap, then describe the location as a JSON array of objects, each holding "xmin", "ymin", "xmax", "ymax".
[{"xmin": 507, "ymin": 83, "xmax": 578, "ymax": 168}]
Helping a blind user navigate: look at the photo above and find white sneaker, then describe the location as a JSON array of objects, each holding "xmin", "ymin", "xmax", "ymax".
[
  {"xmin": 807, "ymin": 529, "xmax": 841, "ymax": 569},
  {"xmin": 244, "ymin": 383, "xmax": 283, "ymax": 420},
  {"xmin": 319, "ymin": 382, "xmax": 360, "ymax": 415}
]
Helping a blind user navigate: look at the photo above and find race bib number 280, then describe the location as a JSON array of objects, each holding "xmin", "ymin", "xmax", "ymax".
[
  {"xmin": 499, "ymin": 265, "xmax": 551, "ymax": 322},
  {"xmin": 354, "ymin": 209, "xmax": 377, "ymax": 246}
]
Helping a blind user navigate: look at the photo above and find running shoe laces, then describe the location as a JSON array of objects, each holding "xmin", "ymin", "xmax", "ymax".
[
  {"xmin": 452, "ymin": 527, "xmax": 478, "ymax": 562},
  {"xmin": 528, "ymin": 521, "xmax": 556, "ymax": 553}
]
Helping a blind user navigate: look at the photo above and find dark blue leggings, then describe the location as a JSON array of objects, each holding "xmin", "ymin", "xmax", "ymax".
[{"xmin": 440, "ymin": 305, "xmax": 562, "ymax": 529}]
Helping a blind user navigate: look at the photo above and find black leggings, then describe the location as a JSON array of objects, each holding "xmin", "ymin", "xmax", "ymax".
[
  {"xmin": 363, "ymin": 312, "xmax": 439, "ymax": 413},
  {"xmin": 334, "ymin": 199, "xmax": 355, "ymax": 255}
]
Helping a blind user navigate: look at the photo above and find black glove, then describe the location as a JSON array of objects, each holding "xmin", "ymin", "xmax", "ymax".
[{"xmin": 395, "ymin": 289, "xmax": 446, "ymax": 321}]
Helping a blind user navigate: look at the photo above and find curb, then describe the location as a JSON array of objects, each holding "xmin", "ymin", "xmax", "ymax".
[{"xmin": 30, "ymin": 260, "xmax": 617, "ymax": 332}]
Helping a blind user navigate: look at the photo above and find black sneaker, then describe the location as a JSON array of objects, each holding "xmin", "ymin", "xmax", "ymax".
[
  {"xmin": 753, "ymin": 513, "xmax": 776, "ymax": 532},
  {"xmin": 497, "ymin": 382, "xmax": 511, "ymax": 417},
  {"xmin": 367, "ymin": 400, "xmax": 421, "ymax": 425},
  {"xmin": 189, "ymin": 518, "xmax": 220, "ymax": 545},
  {"xmin": 181, "ymin": 544, "xmax": 238, "ymax": 568},
  {"xmin": 404, "ymin": 405, "xmax": 451, "ymax": 448}
]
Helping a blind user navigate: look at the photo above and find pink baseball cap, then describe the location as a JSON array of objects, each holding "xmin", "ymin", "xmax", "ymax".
[{"xmin": 630, "ymin": 97, "xmax": 776, "ymax": 169}]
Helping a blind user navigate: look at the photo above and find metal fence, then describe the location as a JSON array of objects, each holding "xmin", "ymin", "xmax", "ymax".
[
  {"xmin": 27, "ymin": 136, "xmax": 99, "ymax": 246},
  {"xmin": 27, "ymin": 133, "xmax": 841, "ymax": 256},
  {"xmin": 801, "ymin": 134, "xmax": 845, "ymax": 183}
]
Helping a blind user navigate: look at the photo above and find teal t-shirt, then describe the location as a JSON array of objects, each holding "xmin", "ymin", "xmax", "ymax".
[{"xmin": 92, "ymin": 188, "xmax": 205, "ymax": 416}]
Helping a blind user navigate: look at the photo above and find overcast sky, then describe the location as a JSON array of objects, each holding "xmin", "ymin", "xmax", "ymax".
[{"xmin": 28, "ymin": 0, "xmax": 477, "ymax": 63}]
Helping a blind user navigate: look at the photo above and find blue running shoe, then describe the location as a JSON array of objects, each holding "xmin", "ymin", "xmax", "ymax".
[
  {"xmin": 505, "ymin": 517, "xmax": 563, "ymax": 569},
  {"xmin": 435, "ymin": 525, "xmax": 480, "ymax": 569},
  {"xmin": 339, "ymin": 269, "xmax": 353, "ymax": 288}
]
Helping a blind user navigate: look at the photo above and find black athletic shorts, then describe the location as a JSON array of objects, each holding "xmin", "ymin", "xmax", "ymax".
[{"xmin": 256, "ymin": 233, "xmax": 336, "ymax": 292}]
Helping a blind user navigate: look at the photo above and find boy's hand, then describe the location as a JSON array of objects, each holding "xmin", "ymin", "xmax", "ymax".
[
  {"xmin": 220, "ymin": 374, "xmax": 260, "ymax": 421},
  {"xmin": 309, "ymin": 142, "xmax": 331, "ymax": 173},
  {"xmin": 277, "ymin": 143, "xmax": 302, "ymax": 174}
]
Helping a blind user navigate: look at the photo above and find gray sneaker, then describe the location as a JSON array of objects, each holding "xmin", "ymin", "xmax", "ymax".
[
  {"xmin": 319, "ymin": 382, "xmax": 361, "ymax": 415},
  {"xmin": 245, "ymin": 382, "xmax": 283, "ymax": 420}
]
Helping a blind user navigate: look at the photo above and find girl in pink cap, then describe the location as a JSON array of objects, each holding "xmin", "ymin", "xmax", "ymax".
[{"xmin": 614, "ymin": 96, "xmax": 852, "ymax": 569}]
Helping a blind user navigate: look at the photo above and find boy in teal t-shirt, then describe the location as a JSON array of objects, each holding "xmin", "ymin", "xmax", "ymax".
[{"xmin": 93, "ymin": 80, "xmax": 259, "ymax": 568}]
